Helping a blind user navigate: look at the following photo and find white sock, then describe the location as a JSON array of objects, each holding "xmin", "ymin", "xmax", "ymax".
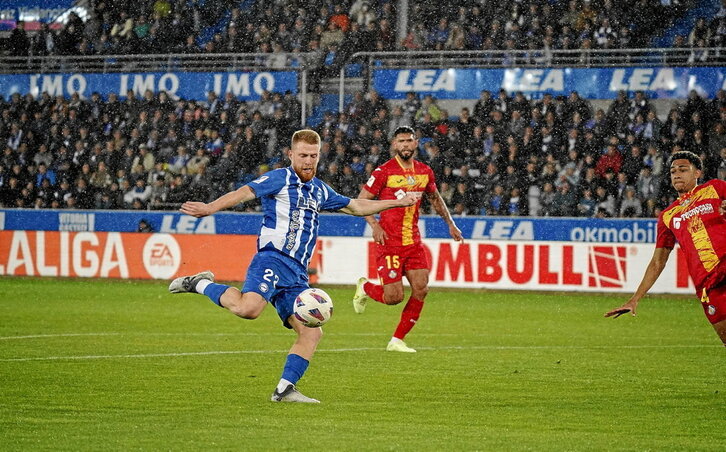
[
  {"xmin": 276, "ymin": 379, "xmax": 293, "ymax": 392},
  {"xmin": 389, "ymin": 337, "xmax": 403, "ymax": 344},
  {"xmin": 195, "ymin": 279, "xmax": 212, "ymax": 294}
]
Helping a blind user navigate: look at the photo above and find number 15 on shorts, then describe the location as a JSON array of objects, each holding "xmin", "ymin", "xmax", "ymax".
[{"xmin": 385, "ymin": 255, "xmax": 400, "ymax": 269}]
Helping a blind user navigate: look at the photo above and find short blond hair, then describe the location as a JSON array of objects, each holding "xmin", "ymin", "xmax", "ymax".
[{"xmin": 291, "ymin": 129, "xmax": 321, "ymax": 147}]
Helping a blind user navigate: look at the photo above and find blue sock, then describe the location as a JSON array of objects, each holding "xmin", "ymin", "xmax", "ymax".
[
  {"xmin": 280, "ymin": 354, "xmax": 309, "ymax": 385},
  {"xmin": 202, "ymin": 283, "xmax": 229, "ymax": 307}
]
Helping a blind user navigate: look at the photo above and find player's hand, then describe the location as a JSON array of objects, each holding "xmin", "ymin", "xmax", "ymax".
[
  {"xmin": 449, "ymin": 223, "xmax": 464, "ymax": 242},
  {"xmin": 604, "ymin": 298, "xmax": 638, "ymax": 318},
  {"xmin": 398, "ymin": 193, "xmax": 418, "ymax": 207},
  {"xmin": 371, "ymin": 222, "xmax": 388, "ymax": 245},
  {"xmin": 720, "ymin": 200, "xmax": 726, "ymax": 216},
  {"xmin": 180, "ymin": 201, "xmax": 213, "ymax": 217}
]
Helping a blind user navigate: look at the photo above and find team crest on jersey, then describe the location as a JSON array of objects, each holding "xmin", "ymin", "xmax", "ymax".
[
  {"xmin": 681, "ymin": 198, "xmax": 691, "ymax": 207},
  {"xmin": 708, "ymin": 305, "xmax": 716, "ymax": 316},
  {"xmin": 258, "ymin": 282, "xmax": 269, "ymax": 293},
  {"xmin": 389, "ymin": 270, "xmax": 397, "ymax": 279},
  {"xmin": 407, "ymin": 176, "xmax": 415, "ymax": 185}
]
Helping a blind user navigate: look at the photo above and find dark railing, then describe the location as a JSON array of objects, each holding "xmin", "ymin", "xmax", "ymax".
[
  {"xmin": 0, "ymin": 47, "xmax": 723, "ymax": 76},
  {"xmin": 349, "ymin": 48, "xmax": 726, "ymax": 69},
  {"xmin": 0, "ymin": 52, "xmax": 312, "ymax": 74}
]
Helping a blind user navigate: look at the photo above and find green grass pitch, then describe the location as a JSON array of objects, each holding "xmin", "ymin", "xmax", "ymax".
[{"xmin": 1, "ymin": 277, "xmax": 724, "ymax": 451}]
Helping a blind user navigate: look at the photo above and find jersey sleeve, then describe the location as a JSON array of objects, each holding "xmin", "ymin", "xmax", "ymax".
[
  {"xmin": 710, "ymin": 178, "xmax": 726, "ymax": 200},
  {"xmin": 655, "ymin": 211, "xmax": 676, "ymax": 249},
  {"xmin": 424, "ymin": 165, "xmax": 437, "ymax": 193},
  {"xmin": 319, "ymin": 179, "xmax": 352, "ymax": 211},
  {"xmin": 362, "ymin": 167, "xmax": 386, "ymax": 196},
  {"xmin": 245, "ymin": 169, "xmax": 287, "ymax": 197}
]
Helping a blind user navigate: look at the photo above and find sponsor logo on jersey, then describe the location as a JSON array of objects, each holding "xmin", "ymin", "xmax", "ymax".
[
  {"xmin": 681, "ymin": 203, "xmax": 714, "ymax": 220},
  {"xmin": 296, "ymin": 196, "xmax": 319, "ymax": 211}
]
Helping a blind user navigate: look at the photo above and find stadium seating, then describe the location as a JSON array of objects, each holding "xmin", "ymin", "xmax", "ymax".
[{"xmin": 0, "ymin": 0, "xmax": 724, "ymax": 218}]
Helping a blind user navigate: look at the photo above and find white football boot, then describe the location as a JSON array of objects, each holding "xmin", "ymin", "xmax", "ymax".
[
  {"xmin": 352, "ymin": 277, "xmax": 369, "ymax": 314},
  {"xmin": 168, "ymin": 271, "xmax": 215, "ymax": 293},
  {"xmin": 386, "ymin": 338, "xmax": 416, "ymax": 353},
  {"xmin": 271, "ymin": 384, "xmax": 320, "ymax": 403}
]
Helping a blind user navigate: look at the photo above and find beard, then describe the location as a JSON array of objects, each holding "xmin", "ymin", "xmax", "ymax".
[
  {"xmin": 397, "ymin": 149, "xmax": 414, "ymax": 160},
  {"xmin": 296, "ymin": 167, "xmax": 316, "ymax": 182}
]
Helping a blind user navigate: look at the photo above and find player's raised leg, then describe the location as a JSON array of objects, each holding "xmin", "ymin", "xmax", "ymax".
[
  {"xmin": 353, "ymin": 277, "xmax": 404, "ymax": 313},
  {"xmin": 169, "ymin": 271, "xmax": 267, "ymax": 319},
  {"xmin": 271, "ymin": 316, "xmax": 323, "ymax": 403}
]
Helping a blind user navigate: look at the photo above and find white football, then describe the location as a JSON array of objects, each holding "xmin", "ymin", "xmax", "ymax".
[{"xmin": 293, "ymin": 288, "xmax": 334, "ymax": 328}]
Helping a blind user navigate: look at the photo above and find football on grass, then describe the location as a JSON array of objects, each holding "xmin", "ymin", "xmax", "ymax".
[{"xmin": 294, "ymin": 288, "xmax": 333, "ymax": 328}]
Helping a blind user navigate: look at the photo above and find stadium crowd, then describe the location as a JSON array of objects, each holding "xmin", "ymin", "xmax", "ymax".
[
  {"xmin": 0, "ymin": 86, "xmax": 725, "ymax": 219},
  {"xmin": 3, "ymin": 0, "xmax": 723, "ymax": 66},
  {"xmin": 1, "ymin": 1, "xmax": 724, "ymax": 219}
]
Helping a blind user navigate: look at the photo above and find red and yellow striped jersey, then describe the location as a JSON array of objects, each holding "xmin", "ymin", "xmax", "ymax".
[
  {"xmin": 363, "ymin": 156, "xmax": 437, "ymax": 246},
  {"xmin": 657, "ymin": 179, "xmax": 726, "ymax": 288}
]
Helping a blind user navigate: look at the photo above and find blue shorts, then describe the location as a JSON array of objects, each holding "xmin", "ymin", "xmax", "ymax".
[{"xmin": 242, "ymin": 250, "xmax": 309, "ymax": 329}]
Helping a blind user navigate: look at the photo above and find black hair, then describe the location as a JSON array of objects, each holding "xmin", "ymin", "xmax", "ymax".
[
  {"xmin": 392, "ymin": 126, "xmax": 415, "ymax": 137},
  {"xmin": 668, "ymin": 150, "xmax": 703, "ymax": 171}
]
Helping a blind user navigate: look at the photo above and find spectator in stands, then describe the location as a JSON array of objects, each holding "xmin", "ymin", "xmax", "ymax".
[
  {"xmin": 9, "ymin": 21, "xmax": 30, "ymax": 56},
  {"xmin": 619, "ymin": 186, "xmax": 643, "ymax": 217}
]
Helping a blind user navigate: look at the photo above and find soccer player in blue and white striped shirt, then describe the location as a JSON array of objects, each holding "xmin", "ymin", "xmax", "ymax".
[{"xmin": 169, "ymin": 129, "xmax": 416, "ymax": 403}]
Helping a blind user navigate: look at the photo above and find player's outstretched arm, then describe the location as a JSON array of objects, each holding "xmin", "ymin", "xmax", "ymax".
[
  {"xmin": 180, "ymin": 185, "xmax": 257, "ymax": 217},
  {"xmin": 357, "ymin": 188, "xmax": 389, "ymax": 245},
  {"xmin": 428, "ymin": 189, "xmax": 463, "ymax": 242},
  {"xmin": 605, "ymin": 247, "xmax": 672, "ymax": 318},
  {"xmin": 340, "ymin": 193, "xmax": 417, "ymax": 216}
]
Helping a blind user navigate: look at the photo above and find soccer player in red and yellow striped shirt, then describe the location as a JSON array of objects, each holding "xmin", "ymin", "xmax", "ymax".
[
  {"xmin": 352, "ymin": 126, "xmax": 463, "ymax": 352},
  {"xmin": 606, "ymin": 151, "xmax": 726, "ymax": 345}
]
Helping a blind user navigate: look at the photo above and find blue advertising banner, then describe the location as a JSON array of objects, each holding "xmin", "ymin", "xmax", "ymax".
[
  {"xmin": 0, "ymin": 0, "xmax": 73, "ymax": 30},
  {"xmin": 0, "ymin": 71, "xmax": 298, "ymax": 101},
  {"xmin": 373, "ymin": 67, "xmax": 726, "ymax": 100},
  {"xmin": 0, "ymin": 209, "xmax": 657, "ymax": 243}
]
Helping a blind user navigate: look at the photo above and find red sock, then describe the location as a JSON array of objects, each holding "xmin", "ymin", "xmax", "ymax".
[
  {"xmin": 393, "ymin": 297, "xmax": 424, "ymax": 340},
  {"xmin": 364, "ymin": 281, "xmax": 385, "ymax": 303}
]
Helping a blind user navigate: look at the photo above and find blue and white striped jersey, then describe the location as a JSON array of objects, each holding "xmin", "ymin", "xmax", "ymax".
[{"xmin": 246, "ymin": 167, "xmax": 351, "ymax": 269}]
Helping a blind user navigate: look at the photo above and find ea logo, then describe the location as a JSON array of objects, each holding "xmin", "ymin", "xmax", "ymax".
[
  {"xmin": 142, "ymin": 234, "xmax": 181, "ymax": 279},
  {"xmin": 673, "ymin": 217, "xmax": 682, "ymax": 230}
]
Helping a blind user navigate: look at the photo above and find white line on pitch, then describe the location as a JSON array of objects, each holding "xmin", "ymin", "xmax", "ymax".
[
  {"xmin": 0, "ymin": 332, "xmax": 457, "ymax": 341},
  {"xmin": 0, "ymin": 333, "xmax": 123, "ymax": 340},
  {"xmin": 0, "ymin": 344, "xmax": 719, "ymax": 362}
]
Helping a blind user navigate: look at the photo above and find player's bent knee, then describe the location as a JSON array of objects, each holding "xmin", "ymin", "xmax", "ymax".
[
  {"xmin": 228, "ymin": 304, "xmax": 260, "ymax": 319},
  {"xmin": 412, "ymin": 286, "xmax": 429, "ymax": 299},
  {"xmin": 227, "ymin": 297, "xmax": 264, "ymax": 319},
  {"xmin": 384, "ymin": 295, "xmax": 404, "ymax": 305}
]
